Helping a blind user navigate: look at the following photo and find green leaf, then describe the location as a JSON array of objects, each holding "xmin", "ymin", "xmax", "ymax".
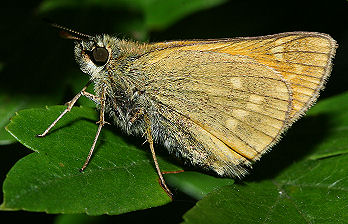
[
  {"xmin": 142, "ymin": 0, "xmax": 228, "ymax": 29},
  {"xmin": 306, "ymin": 92, "xmax": 348, "ymax": 159},
  {"xmin": 166, "ymin": 171, "xmax": 234, "ymax": 200},
  {"xmin": 0, "ymin": 93, "xmax": 62, "ymax": 145},
  {"xmin": 183, "ymin": 156, "xmax": 348, "ymax": 223},
  {"xmin": 1, "ymin": 106, "xmax": 181, "ymax": 215},
  {"xmin": 0, "ymin": 94, "xmax": 20, "ymax": 145},
  {"xmin": 54, "ymin": 214, "xmax": 104, "ymax": 224},
  {"xmin": 182, "ymin": 92, "xmax": 348, "ymax": 223}
]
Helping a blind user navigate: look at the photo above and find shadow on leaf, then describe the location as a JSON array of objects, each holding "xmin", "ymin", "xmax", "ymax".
[{"xmin": 244, "ymin": 113, "xmax": 330, "ymax": 182}]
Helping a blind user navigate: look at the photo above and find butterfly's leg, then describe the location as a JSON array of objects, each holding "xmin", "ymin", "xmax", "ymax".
[
  {"xmin": 144, "ymin": 115, "xmax": 173, "ymax": 198},
  {"xmin": 80, "ymin": 84, "xmax": 108, "ymax": 172},
  {"xmin": 81, "ymin": 90, "xmax": 100, "ymax": 105},
  {"xmin": 37, "ymin": 80, "xmax": 93, "ymax": 137}
]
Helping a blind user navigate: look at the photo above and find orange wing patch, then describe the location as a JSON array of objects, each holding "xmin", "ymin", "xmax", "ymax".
[
  {"xmin": 210, "ymin": 33, "xmax": 337, "ymax": 122},
  {"xmin": 151, "ymin": 33, "xmax": 337, "ymax": 122}
]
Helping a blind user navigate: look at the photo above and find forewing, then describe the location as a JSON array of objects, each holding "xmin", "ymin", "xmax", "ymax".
[
  {"xmin": 151, "ymin": 32, "xmax": 337, "ymax": 122},
  {"xmin": 185, "ymin": 33, "xmax": 335, "ymax": 121},
  {"xmin": 134, "ymin": 48, "xmax": 292, "ymax": 164}
]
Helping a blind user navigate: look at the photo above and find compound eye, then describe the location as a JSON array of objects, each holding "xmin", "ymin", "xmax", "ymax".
[{"xmin": 91, "ymin": 47, "xmax": 109, "ymax": 66}]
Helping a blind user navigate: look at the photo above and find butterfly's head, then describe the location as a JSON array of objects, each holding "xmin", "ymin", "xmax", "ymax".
[
  {"xmin": 51, "ymin": 23, "xmax": 121, "ymax": 79},
  {"xmin": 74, "ymin": 34, "xmax": 122, "ymax": 79}
]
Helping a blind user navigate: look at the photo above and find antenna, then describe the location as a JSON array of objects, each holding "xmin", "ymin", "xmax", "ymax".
[{"xmin": 45, "ymin": 19, "xmax": 92, "ymax": 41}]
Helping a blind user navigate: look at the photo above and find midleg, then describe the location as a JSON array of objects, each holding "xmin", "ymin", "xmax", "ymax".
[
  {"xmin": 80, "ymin": 84, "xmax": 108, "ymax": 172},
  {"xmin": 145, "ymin": 115, "xmax": 173, "ymax": 198}
]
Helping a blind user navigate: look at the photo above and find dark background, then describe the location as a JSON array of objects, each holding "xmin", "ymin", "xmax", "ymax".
[{"xmin": 1, "ymin": 0, "xmax": 347, "ymax": 223}]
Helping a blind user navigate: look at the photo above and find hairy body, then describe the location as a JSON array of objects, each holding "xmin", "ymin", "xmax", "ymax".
[{"xmin": 72, "ymin": 32, "xmax": 336, "ymax": 178}]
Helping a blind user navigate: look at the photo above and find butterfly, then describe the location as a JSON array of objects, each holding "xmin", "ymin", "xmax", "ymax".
[{"xmin": 39, "ymin": 24, "xmax": 337, "ymax": 196}]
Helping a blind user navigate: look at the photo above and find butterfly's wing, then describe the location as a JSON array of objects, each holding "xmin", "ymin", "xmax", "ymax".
[
  {"xmin": 211, "ymin": 32, "xmax": 337, "ymax": 122},
  {"xmin": 134, "ymin": 32, "xmax": 336, "ymax": 177},
  {"xmin": 151, "ymin": 32, "xmax": 337, "ymax": 122}
]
